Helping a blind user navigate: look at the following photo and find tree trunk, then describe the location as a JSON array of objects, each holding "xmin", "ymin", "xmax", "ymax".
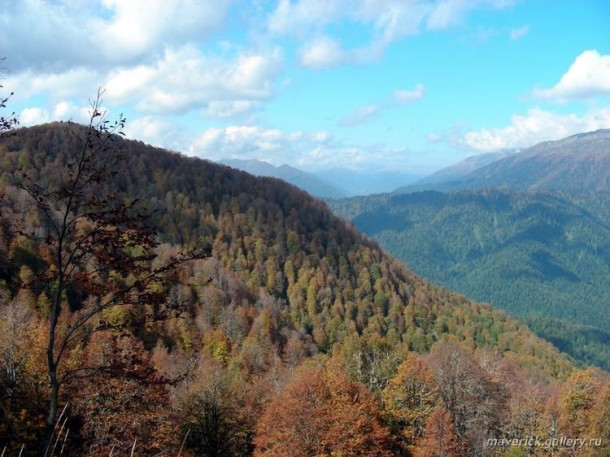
[{"xmin": 41, "ymin": 375, "xmax": 59, "ymax": 457}]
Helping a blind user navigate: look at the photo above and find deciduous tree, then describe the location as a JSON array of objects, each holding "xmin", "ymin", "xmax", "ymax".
[
  {"xmin": 382, "ymin": 352, "xmax": 440, "ymax": 453},
  {"xmin": 254, "ymin": 362, "xmax": 396, "ymax": 457},
  {"xmin": 414, "ymin": 407, "xmax": 464, "ymax": 457},
  {"xmin": 558, "ymin": 368, "xmax": 600, "ymax": 437},
  {"xmin": 15, "ymin": 92, "xmax": 202, "ymax": 454},
  {"xmin": 428, "ymin": 342, "xmax": 505, "ymax": 457}
]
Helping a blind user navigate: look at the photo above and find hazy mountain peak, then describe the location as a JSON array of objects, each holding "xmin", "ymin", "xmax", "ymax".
[
  {"xmin": 397, "ymin": 129, "xmax": 610, "ymax": 195},
  {"xmin": 219, "ymin": 158, "xmax": 348, "ymax": 199}
]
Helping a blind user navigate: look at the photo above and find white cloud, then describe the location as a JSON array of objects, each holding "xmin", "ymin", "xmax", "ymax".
[
  {"xmin": 428, "ymin": 0, "xmax": 515, "ymax": 30},
  {"xmin": 20, "ymin": 108, "xmax": 51, "ymax": 126},
  {"xmin": 427, "ymin": 0, "xmax": 471, "ymax": 30},
  {"xmin": 267, "ymin": 0, "xmax": 343, "ymax": 35},
  {"xmin": 0, "ymin": 0, "xmax": 233, "ymax": 71},
  {"xmin": 268, "ymin": 0, "xmax": 512, "ymax": 68},
  {"xmin": 338, "ymin": 84, "xmax": 426, "ymax": 127},
  {"xmin": 426, "ymin": 133, "xmax": 443, "ymax": 143},
  {"xmin": 102, "ymin": 46, "xmax": 282, "ymax": 116},
  {"xmin": 394, "ymin": 84, "xmax": 426, "ymax": 103},
  {"xmin": 19, "ymin": 101, "xmax": 94, "ymax": 126},
  {"xmin": 192, "ymin": 125, "xmax": 289, "ymax": 157},
  {"xmin": 123, "ymin": 116, "xmax": 190, "ymax": 151},
  {"xmin": 190, "ymin": 125, "xmax": 325, "ymax": 165},
  {"xmin": 509, "ymin": 24, "xmax": 530, "ymax": 41},
  {"xmin": 299, "ymin": 35, "xmax": 345, "ymax": 68},
  {"xmin": 6, "ymin": 43, "xmax": 282, "ymax": 120},
  {"xmin": 358, "ymin": 1, "xmax": 429, "ymax": 44},
  {"xmin": 532, "ymin": 50, "xmax": 610, "ymax": 102},
  {"xmin": 339, "ymin": 84, "xmax": 425, "ymax": 127},
  {"xmin": 6, "ymin": 68, "xmax": 102, "ymax": 103},
  {"xmin": 460, "ymin": 107, "xmax": 610, "ymax": 152},
  {"xmin": 98, "ymin": 0, "xmax": 231, "ymax": 58},
  {"xmin": 187, "ymin": 124, "xmax": 408, "ymax": 170}
]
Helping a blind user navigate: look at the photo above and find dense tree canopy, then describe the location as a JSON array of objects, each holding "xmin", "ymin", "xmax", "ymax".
[
  {"xmin": 330, "ymin": 189, "xmax": 610, "ymax": 369},
  {"xmin": 0, "ymin": 123, "xmax": 607, "ymax": 455}
]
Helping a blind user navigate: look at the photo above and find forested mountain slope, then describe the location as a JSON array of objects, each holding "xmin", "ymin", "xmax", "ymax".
[
  {"xmin": 1, "ymin": 123, "xmax": 560, "ymax": 360},
  {"xmin": 330, "ymin": 189, "xmax": 610, "ymax": 369},
  {"xmin": 1, "ymin": 123, "xmax": 607, "ymax": 456}
]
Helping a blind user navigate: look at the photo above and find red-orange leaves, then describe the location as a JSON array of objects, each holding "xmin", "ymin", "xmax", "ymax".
[
  {"xmin": 414, "ymin": 407, "xmax": 464, "ymax": 457},
  {"xmin": 253, "ymin": 363, "xmax": 396, "ymax": 457}
]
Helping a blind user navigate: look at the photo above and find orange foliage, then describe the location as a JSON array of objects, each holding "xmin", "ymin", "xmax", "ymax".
[
  {"xmin": 414, "ymin": 407, "xmax": 464, "ymax": 457},
  {"xmin": 254, "ymin": 362, "xmax": 396, "ymax": 457},
  {"xmin": 70, "ymin": 332, "xmax": 179, "ymax": 455}
]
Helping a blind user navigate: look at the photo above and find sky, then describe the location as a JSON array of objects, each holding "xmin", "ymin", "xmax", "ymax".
[{"xmin": 1, "ymin": 0, "xmax": 610, "ymax": 174}]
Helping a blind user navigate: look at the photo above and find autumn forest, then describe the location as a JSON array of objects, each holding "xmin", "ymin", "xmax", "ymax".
[{"xmin": 0, "ymin": 103, "xmax": 608, "ymax": 455}]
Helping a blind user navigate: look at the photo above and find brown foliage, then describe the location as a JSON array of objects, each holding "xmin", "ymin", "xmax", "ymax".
[
  {"xmin": 70, "ymin": 332, "xmax": 179, "ymax": 455},
  {"xmin": 414, "ymin": 407, "xmax": 464, "ymax": 457},
  {"xmin": 254, "ymin": 362, "xmax": 396, "ymax": 457}
]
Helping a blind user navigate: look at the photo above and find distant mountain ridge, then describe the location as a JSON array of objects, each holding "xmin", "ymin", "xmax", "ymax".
[
  {"xmin": 397, "ymin": 129, "xmax": 610, "ymax": 194},
  {"xmin": 220, "ymin": 159, "xmax": 424, "ymax": 198},
  {"xmin": 220, "ymin": 158, "xmax": 349, "ymax": 199},
  {"xmin": 401, "ymin": 149, "xmax": 518, "ymax": 191}
]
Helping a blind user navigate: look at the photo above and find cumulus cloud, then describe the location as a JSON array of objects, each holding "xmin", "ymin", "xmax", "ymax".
[
  {"xmin": 19, "ymin": 101, "xmax": 96, "ymax": 127},
  {"xmin": 3, "ymin": 1, "xmax": 272, "ymax": 121},
  {"xmin": 123, "ymin": 116, "xmax": 191, "ymax": 152},
  {"xmin": 5, "ymin": 68, "xmax": 102, "ymax": 103},
  {"xmin": 103, "ymin": 46, "xmax": 282, "ymax": 115},
  {"xmin": 426, "ymin": 133, "xmax": 443, "ymax": 143},
  {"xmin": 460, "ymin": 107, "xmax": 610, "ymax": 152},
  {"xmin": 268, "ymin": 0, "xmax": 343, "ymax": 35},
  {"xmin": 7, "ymin": 45, "xmax": 282, "ymax": 120},
  {"xmin": 358, "ymin": 1, "xmax": 429, "ymax": 45},
  {"xmin": 532, "ymin": 50, "xmax": 610, "ymax": 102},
  {"xmin": 189, "ymin": 125, "xmax": 332, "ymax": 165},
  {"xmin": 200, "ymin": 101, "xmax": 261, "ymax": 119},
  {"xmin": 98, "ymin": 0, "xmax": 231, "ymax": 58},
  {"xmin": 0, "ymin": 0, "xmax": 233, "ymax": 71},
  {"xmin": 299, "ymin": 35, "xmax": 345, "ymax": 69},
  {"xmin": 19, "ymin": 108, "xmax": 51, "ymax": 127},
  {"xmin": 186, "ymin": 124, "xmax": 408, "ymax": 170},
  {"xmin": 427, "ymin": 0, "xmax": 472, "ymax": 30}
]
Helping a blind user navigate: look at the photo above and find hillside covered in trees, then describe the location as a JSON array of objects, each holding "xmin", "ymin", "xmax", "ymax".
[
  {"xmin": 330, "ymin": 189, "xmax": 610, "ymax": 369},
  {"xmin": 0, "ymin": 122, "xmax": 608, "ymax": 456}
]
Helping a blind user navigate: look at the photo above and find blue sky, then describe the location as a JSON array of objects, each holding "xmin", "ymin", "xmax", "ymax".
[{"xmin": 2, "ymin": 0, "xmax": 609, "ymax": 173}]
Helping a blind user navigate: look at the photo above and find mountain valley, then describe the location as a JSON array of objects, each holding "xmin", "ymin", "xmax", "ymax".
[{"xmin": 331, "ymin": 130, "xmax": 610, "ymax": 370}]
